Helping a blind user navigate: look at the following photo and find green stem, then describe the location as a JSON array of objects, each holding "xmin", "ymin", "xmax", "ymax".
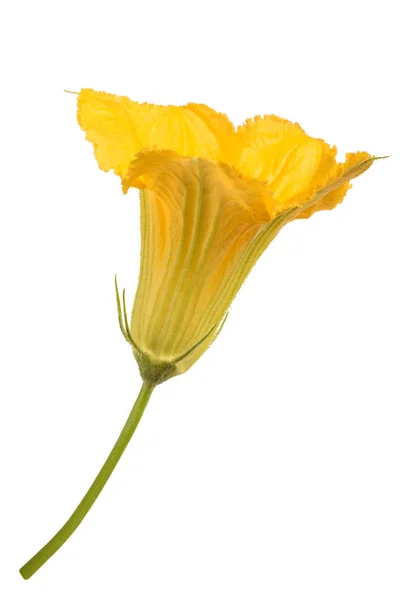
[{"xmin": 20, "ymin": 380, "xmax": 155, "ymax": 580}]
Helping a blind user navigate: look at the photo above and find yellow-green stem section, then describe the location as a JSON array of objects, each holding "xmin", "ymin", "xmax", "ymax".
[{"xmin": 19, "ymin": 381, "xmax": 155, "ymax": 580}]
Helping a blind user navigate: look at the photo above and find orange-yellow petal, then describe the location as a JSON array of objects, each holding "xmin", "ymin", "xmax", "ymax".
[
  {"xmin": 295, "ymin": 151, "xmax": 375, "ymax": 219},
  {"xmin": 236, "ymin": 114, "xmax": 375, "ymax": 220},
  {"xmin": 237, "ymin": 114, "xmax": 305, "ymax": 146},
  {"xmin": 122, "ymin": 150, "xmax": 274, "ymax": 370},
  {"xmin": 237, "ymin": 115, "xmax": 332, "ymax": 211},
  {"xmin": 185, "ymin": 102, "xmax": 237, "ymax": 163},
  {"xmin": 77, "ymin": 89, "xmax": 236, "ymax": 178}
]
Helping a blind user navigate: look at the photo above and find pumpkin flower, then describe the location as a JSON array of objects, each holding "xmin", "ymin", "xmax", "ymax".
[{"xmin": 19, "ymin": 89, "xmax": 383, "ymax": 580}]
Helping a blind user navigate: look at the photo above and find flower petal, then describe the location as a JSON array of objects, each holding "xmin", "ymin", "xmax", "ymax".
[
  {"xmin": 237, "ymin": 115, "xmax": 374, "ymax": 219},
  {"xmin": 237, "ymin": 114, "xmax": 305, "ymax": 146},
  {"xmin": 237, "ymin": 115, "xmax": 331, "ymax": 210},
  {"xmin": 77, "ymin": 89, "xmax": 235, "ymax": 178},
  {"xmin": 123, "ymin": 150, "xmax": 273, "ymax": 367},
  {"xmin": 185, "ymin": 102, "xmax": 237, "ymax": 163},
  {"xmin": 295, "ymin": 151, "xmax": 375, "ymax": 219}
]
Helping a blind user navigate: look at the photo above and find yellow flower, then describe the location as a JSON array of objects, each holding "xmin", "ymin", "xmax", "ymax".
[
  {"xmin": 18, "ymin": 90, "xmax": 384, "ymax": 581},
  {"xmin": 77, "ymin": 88, "xmax": 378, "ymax": 384}
]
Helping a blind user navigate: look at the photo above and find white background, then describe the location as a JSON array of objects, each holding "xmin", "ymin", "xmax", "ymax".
[{"xmin": 1, "ymin": 0, "xmax": 399, "ymax": 598}]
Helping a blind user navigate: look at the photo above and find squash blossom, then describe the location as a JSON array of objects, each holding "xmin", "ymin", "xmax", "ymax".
[{"xmin": 19, "ymin": 89, "xmax": 383, "ymax": 580}]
